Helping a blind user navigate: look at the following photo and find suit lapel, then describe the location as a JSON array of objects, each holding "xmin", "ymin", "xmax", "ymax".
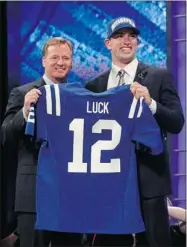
[
  {"xmin": 98, "ymin": 71, "xmax": 110, "ymax": 92},
  {"xmin": 134, "ymin": 62, "xmax": 150, "ymax": 86},
  {"xmin": 34, "ymin": 78, "xmax": 46, "ymax": 88}
]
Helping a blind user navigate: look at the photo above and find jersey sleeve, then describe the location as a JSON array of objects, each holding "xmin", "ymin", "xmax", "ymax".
[
  {"xmin": 25, "ymin": 104, "xmax": 36, "ymax": 136},
  {"xmin": 131, "ymin": 98, "xmax": 163, "ymax": 155},
  {"xmin": 35, "ymin": 92, "xmax": 47, "ymax": 141},
  {"xmin": 25, "ymin": 87, "xmax": 47, "ymax": 141}
]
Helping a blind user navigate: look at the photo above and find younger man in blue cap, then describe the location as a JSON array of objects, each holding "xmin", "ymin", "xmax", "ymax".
[{"xmin": 86, "ymin": 16, "xmax": 184, "ymax": 247}]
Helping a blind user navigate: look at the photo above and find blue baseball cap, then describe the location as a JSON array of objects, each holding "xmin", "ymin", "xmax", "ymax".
[{"xmin": 106, "ymin": 17, "xmax": 140, "ymax": 39}]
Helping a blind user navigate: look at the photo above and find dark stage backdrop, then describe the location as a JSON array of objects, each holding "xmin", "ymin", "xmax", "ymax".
[{"xmin": 0, "ymin": 1, "xmax": 8, "ymax": 240}]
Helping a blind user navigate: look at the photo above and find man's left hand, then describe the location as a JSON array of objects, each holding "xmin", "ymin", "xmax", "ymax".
[{"xmin": 130, "ymin": 82, "xmax": 152, "ymax": 105}]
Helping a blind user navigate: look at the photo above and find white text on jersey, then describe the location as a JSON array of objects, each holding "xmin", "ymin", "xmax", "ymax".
[
  {"xmin": 43, "ymin": 85, "xmax": 143, "ymax": 118},
  {"xmin": 86, "ymin": 101, "xmax": 109, "ymax": 114}
]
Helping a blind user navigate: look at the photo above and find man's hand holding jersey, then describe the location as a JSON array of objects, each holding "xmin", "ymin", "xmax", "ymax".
[
  {"xmin": 23, "ymin": 89, "xmax": 42, "ymax": 119},
  {"xmin": 130, "ymin": 82, "xmax": 152, "ymax": 105}
]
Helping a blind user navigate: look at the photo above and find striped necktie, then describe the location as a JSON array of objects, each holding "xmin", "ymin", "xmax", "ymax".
[{"xmin": 117, "ymin": 69, "xmax": 126, "ymax": 86}]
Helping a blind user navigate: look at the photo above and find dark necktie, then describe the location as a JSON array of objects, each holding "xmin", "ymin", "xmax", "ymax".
[{"xmin": 117, "ymin": 69, "xmax": 126, "ymax": 86}]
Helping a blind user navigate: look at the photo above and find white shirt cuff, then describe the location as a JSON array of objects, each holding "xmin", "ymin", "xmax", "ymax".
[
  {"xmin": 149, "ymin": 99, "xmax": 157, "ymax": 115},
  {"xmin": 22, "ymin": 107, "xmax": 28, "ymax": 122}
]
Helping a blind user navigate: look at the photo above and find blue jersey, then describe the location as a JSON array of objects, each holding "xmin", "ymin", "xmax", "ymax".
[{"xmin": 26, "ymin": 83, "xmax": 163, "ymax": 234}]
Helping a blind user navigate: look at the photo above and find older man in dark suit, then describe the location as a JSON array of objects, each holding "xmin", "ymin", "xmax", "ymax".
[
  {"xmin": 1, "ymin": 37, "xmax": 82, "ymax": 247},
  {"xmin": 85, "ymin": 17, "xmax": 184, "ymax": 247}
]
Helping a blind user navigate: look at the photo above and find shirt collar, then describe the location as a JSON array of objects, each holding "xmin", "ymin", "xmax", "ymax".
[
  {"xmin": 43, "ymin": 74, "xmax": 55, "ymax": 85},
  {"xmin": 112, "ymin": 58, "xmax": 138, "ymax": 79},
  {"xmin": 43, "ymin": 74, "xmax": 68, "ymax": 85}
]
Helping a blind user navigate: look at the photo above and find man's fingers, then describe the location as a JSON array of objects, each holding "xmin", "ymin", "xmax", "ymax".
[
  {"xmin": 34, "ymin": 89, "xmax": 42, "ymax": 95},
  {"xmin": 130, "ymin": 87, "xmax": 136, "ymax": 95},
  {"xmin": 29, "ymin": 89, "xmax": 41, "ymax": 96},
  {"xmin": 31, "ymin": 97, "xmax": 39, "ymax": 104},
  {"xmin": 131, "ymin": 86, "xmax": 144, "ymax": 96},
  {"xmin": 25, "ymin": 92, "xmax": 40, "ymax": 106},
  {"xmin": 26, "ymin": 89, "xmax": 41, "ymax": 103},
  {"xmin": 134, "ymin": 92, "xmax": 141, "ymax": 100},
  {"xmin": 130, "ymin": 83, "xmax": 142, "ymax": 92},
  {"xmin": 131, "ymin": 81, "xmax": 141, "ymax": 87}
]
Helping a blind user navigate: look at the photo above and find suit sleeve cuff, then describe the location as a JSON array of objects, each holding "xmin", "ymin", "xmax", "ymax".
[{"xmin": 149, "ymin": 99, "xmax": 157, "ymax": 115}]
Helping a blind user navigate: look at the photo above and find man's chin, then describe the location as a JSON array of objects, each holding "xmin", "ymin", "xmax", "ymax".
[
  {"xmin": 119, "ymin": 55, "xmax": 134, "ymax": 64},
  {"xmin": 55, "ymin": 76, "xmax": 67, "ymax": 83},
  {"xmin": 54, "ymin": 72, "xmax": 67, "ymax": 78}
]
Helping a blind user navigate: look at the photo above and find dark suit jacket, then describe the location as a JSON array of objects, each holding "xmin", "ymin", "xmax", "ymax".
[
  {"xmin": 85, "ymin": 62, "xmax": 184, "ymax": 198},
  {"xmin": 1, "ymin": 78, "xmax": 45, "ymax": 212}
]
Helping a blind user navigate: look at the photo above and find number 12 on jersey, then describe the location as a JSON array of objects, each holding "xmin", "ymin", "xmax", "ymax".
[{"xmin": 68, "ymin": 119, "xmax": 122, "ymax": 173}]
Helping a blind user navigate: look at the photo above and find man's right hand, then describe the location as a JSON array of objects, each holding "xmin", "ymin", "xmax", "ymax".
[{"xmin": 23, "ymin": 88, "xmax": 42, "ymax": 118}]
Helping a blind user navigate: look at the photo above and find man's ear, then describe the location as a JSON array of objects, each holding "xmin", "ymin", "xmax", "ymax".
[
  {"xmin": 104, "ymin": 39, "xmax": 112, "ymax": 50},
  {"xmin": 42, "ymin": 57, "xmax": 46, "ymax": 68}
]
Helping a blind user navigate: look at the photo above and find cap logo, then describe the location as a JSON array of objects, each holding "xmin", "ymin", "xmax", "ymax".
[{"xmin": 111, "ymin": 18, "xmax": 135, "ymax": 31}]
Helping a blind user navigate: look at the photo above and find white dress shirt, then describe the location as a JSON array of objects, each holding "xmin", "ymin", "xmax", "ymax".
[
  {"xmin": 43, "ymin": 74, "xmax": 55, "ymax": 85},
  {"xmin": 107, "ymin": 58, "xmax": 157, "ymax": 115}
]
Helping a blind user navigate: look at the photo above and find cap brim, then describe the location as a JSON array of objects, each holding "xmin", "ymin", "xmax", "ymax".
[{"xmin": 108, "ymin": 26, "xmax": 140, "ymax": 39}]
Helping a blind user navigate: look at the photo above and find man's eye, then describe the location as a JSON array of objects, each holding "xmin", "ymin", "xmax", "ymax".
[{"xmin": 114, "ymin": 34, "xmax": 123, "ymax": 38}]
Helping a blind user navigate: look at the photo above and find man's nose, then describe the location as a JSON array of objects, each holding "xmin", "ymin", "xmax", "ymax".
[
  {"xmin": 122, "ymin": 35, "xmax": 131, "ymax": 43},
  {"xmin": 57, "ymin": 58, "xmax": 64, "ymax": 65}
]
